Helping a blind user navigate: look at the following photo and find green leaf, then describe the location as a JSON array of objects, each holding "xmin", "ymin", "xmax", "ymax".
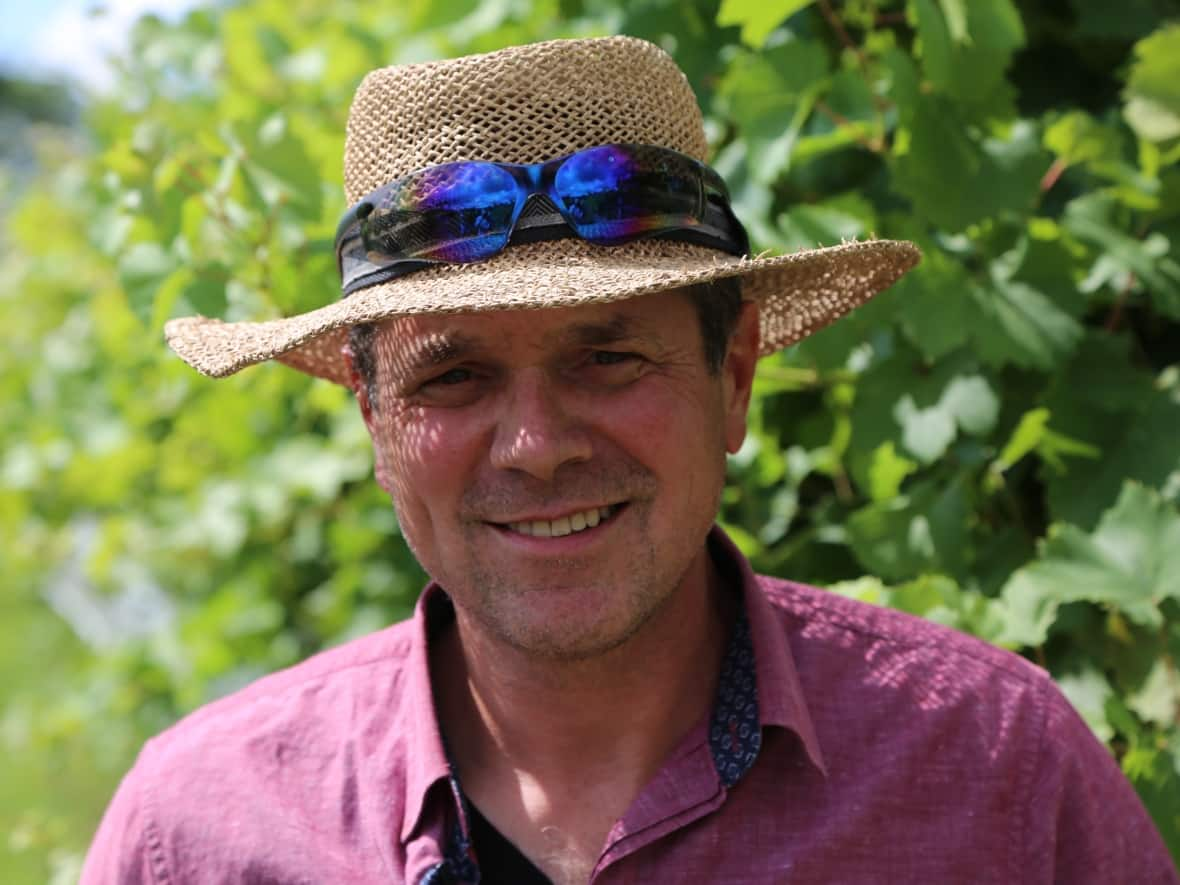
[
  {"xmin": 892, "ymin": 102, "xmax": 1047, "ymax": 230},
  {"xmin": 846, "ymin": 477, "xmax": 971, "ymax": 581},
  {"xmin": 1123, "ymin": 25, "xmax": 1180, "ymax": 143},
  {"xmin": 829, "ymin": 573, "xmax": 1006, "ymax": 640},
  {"xmin": 1043, "ymin": 111, "xmax": 1127, "ymax": 169},
  {"xmin": 717, "ymin": 40, "xmax": 831, "ymax": 185},
  {"xmin": 995, "ymin": 408, "xmax": 1049, "ymax": 469},
  {"xmin": 1042, "ymin": 336, "xmax": 1180, "ymax": 528},
  {"xmin": 238, "ymin": 115, "xmax": 323, "ymax": 221},
  {"xmin": 992, "ymin": 407, "xmax": 1099, "ymax": 475},
  {"xmin": 182, "ymin": 272, "xmax": 229, "ymax": 317},
  {"xmin": 117, "ymin": 243, "xmax": 175, "ymax": 325},
  {"xmin": 1126, "ymin": 660, "xmax": 1180, "ymax": 730},
  {"xmin": 776, "ymin": 195, "xmax": 871, "ymax": 250},
  {"xmin": 407, "ymin": 0, "xmax": 482, "ymax": 29},
  {"xmin": 936, "ymin": 0, "xmax": 968, "ymax": 44},
  {"xmin": 967, "ymin": 275, "xmax": 1083, "ymax": 372},
  {"xmin": 909, "ymin": 0, "xmax": 1024, "ymax": 104},
  {"xmin": 867, "ymin": 441, "xmax": 918, "ymax": 502},
  {"xmin": 892, "ymin": 373, "xmax": 998, "ymax": 464},
  {"xmin": 939, "ymin": 375, "xmax": 1000, "ymax": 436},
  {"xmin": 893, "ymin": 394, "xmax": 956, "ymax": 464},
  {"xmin": 1069, "ymin": 0, "xmax": 1167, "ymax": 41},
  {"xmin": 1065, "ymin": 195, "xmax": 1180, "ymax": 319},
  {"xmin": 1056, "ymin": 668, "xmax": 1115, "ymax": 742},
  {"xmin": 716, "ymin": 0, "xmax": 817, "ymax": 48},
  {"xmin": 1000, "ymin": 483, "xmax": 1180, "ymax": 646},
  {"xmin": 891, "ymin": 255, "xmax": 971, "ymax": 361}
]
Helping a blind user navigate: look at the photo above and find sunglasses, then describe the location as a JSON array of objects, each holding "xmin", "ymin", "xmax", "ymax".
[{"xmin": 334, "ymin": 143, "xmax": 750, "ymax": 295}]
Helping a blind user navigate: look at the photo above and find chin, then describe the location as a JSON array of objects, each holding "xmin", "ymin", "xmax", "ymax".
[{"xmin": 476, "ymin": 581, "xmax": 670, "ymax": 662}]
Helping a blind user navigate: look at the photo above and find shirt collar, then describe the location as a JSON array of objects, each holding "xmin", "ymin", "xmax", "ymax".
[
  {"xmin": 709, "ymin": 526, "xmax": 827, "ymax": 776},
  {"xmin": 399, "ymin": 588, "xmax": 455, "ymax": 842}
]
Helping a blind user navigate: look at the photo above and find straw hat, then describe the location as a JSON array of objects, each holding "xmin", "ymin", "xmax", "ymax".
[{"xmin": 164, "ymin": 36, "xmax": 919, "ymax": 386}]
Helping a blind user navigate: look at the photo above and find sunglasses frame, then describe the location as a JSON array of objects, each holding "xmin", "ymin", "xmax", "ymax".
[{"xmin": 334, "ymin": 143, "xmax": 749, "ymax": 295}]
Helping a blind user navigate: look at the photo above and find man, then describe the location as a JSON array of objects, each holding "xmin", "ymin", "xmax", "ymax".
[{"xmin": 85, "ymin": 36, "xmax": 1175, "ymax": 884}]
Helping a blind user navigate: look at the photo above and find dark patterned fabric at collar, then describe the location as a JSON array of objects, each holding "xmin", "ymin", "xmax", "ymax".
[
  {"xmin": 708, "ymin": 607, "xmax": 761, "ymax": 788},
  {"xmin": 422, "ymin": 777, "xmax": 481, "ymax": 884}
]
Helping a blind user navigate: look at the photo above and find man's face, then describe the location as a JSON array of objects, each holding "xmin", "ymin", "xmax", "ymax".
[{"xmin": 351, "ymin": 289, "xmax": 758, "ymax": 660}]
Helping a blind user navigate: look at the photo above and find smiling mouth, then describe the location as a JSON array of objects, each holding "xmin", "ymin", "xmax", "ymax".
[{"xmin": 499, "ymin": 504, "xmax": 623, "ymax": 538}]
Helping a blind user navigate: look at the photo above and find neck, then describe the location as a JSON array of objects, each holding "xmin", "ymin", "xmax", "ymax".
[{"xmin": 432, "ymin": 545, "xmax": 733, "ymax": 803}]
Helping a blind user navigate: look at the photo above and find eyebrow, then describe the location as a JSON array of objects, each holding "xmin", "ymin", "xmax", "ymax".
[
  {"xmin": 396, "ymin": 311, "xmax": 663, "ymax": 374},
  {"xmin": 562, "ymin": 313, "xmax": 663, "ymax": 348},
  {"xmin": 399, "ymin": 331, "xmax": 480, "ymax": 374}
]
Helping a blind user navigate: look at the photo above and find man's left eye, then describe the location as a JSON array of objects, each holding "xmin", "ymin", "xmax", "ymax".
[{"xmin": 592, "ymin": 350, "xmax": 636, "ymax": 366}]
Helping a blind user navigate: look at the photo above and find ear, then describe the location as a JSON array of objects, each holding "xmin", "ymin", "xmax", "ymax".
[
  {"xmin": 342, "ymin": 339, "xmax": 396, "ymax": 494},
  {"xmin": 341, "ymin": 340, "xmax": 374, "ymax": 427},
  {"xmin": 722, "ymin": 300, "xmax": 760, "ymax": 455}
]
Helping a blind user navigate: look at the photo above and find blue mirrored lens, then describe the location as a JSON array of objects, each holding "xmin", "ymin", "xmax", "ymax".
[
  {"xmin": 362, "ymin": 163, "xmax": 519, "ymax": 263},
  {"xmin": 554, "ymin": 145, "xmax": 701, "ymax": 241}
]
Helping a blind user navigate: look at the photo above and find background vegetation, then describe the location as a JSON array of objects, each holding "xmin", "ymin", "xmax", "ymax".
[{"xmin": 2, "ymin": 0, "xmax": 1178, "ymax": 879}]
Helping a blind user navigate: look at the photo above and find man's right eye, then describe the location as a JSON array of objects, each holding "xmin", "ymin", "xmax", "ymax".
[{"xmin": 428, "ymin": 367, "xmax": 473, "ymax": 386}]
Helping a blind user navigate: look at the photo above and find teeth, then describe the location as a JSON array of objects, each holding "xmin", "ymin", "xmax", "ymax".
[{"xmin": 509, "ymin": 505, "xmax": 615, "ymax": 537}]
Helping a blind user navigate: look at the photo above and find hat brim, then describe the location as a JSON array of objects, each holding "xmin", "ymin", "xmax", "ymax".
[{"xmin": 164, "ymin": 237, "xmax": 919, "ymax": 387}]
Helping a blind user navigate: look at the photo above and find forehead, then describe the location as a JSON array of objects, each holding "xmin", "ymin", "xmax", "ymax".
[{"xmin": 372, "ymin": 289, "xmax": 697, "ymax": 367}]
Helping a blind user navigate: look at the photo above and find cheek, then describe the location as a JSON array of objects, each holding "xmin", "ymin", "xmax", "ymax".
[
  {"xmin": 601, "ymin": 378, "xmax": 729, "ymax": 494},
  {"xmin": 369, "ymin": 406, "xmax": 481, "ymax": 508},
  {"xmin": 611, "ymin": 375, "xmax": 727, "ymax": 451}
]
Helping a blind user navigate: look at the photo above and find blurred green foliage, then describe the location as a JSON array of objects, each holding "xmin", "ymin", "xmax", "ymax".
[{"xmin": 2, "ymin": 0, "xmax": 1178, "ymax": 879}]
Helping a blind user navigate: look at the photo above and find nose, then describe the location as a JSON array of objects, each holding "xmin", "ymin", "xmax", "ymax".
[{"xmin": 489, "ymin": 369, "xmax": 592, "ymax": 481}]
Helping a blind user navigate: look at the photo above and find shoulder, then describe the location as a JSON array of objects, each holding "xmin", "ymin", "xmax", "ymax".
[
  {"xmin": 83, "ymin": 617, "xmax": 427, "ymax": 883},
  {"xmin": 755, "ymin": 572, "xmax": 1048, "ymax": 694},
  {"xmin": 752, "ymin": 573, "xmax": 1059, "ymax": 783},
  {"xmin": 143, "ymin": 616, "xmax": 423, "ymax": 780},
  {"xmin": 150, "ymin": 616, "xmax": 419, "ymax": 755},
  {"xmin": 749, "ymin": 576, "xmax": 1180, "ymax": 881}
]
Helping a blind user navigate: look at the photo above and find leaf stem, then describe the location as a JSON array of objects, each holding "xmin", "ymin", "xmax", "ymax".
[
  {"xmin": 1039, "ymin": 158, "xmax": 1067, "ymax": 194},
  {"xmin": 816, "ymin": 0, "xmax": 891, "ymax": 140},
  {"xmin": 814, "ymin": 99, "xmax": 886, "ymax": 153},
  {"xmin": 818, "ymin": 0, "xmax": 869, "ymax": 73}
]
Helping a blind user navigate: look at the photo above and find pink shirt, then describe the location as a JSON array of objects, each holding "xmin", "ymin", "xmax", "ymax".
[{"xmin": 82, "ymin": 529, "xmax": 1177, "ymax": 883}]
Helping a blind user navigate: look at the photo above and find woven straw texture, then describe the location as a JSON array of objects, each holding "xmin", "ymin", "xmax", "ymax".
[
  {"xmin": 164, "ymin": 36, "xmax": 920, "ymax": 385},
  {"xmin": 342, "ymin": 36, "xmax": 710, "ymax": 203}
]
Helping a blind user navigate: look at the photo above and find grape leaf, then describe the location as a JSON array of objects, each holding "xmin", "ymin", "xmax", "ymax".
[
  {"xmin": 1045, "ymin": 390, "xmax": 1180, "ymax": 530},
  {"xmin": 716, "ymin": 0, "xmax": 817, "ymax": 48},
  {"xmin": 1065, "ymin": 194, "xmax": 1180, "ymax": 319},
  {"xmin": 1000, "ymin": 483, "xmax": 1180, "ymax": 646},
  {"xmin": 891, "ymin": 99, "xmax": 1047, "ymax": 230},
  {"xmin": 966, "ymin": 277, "xmax": 1083, "ymax": 372},
  {"xmin": 1039, "ymin": 332, "xmax": 1180, "ymax": 528},
  {"xmin": 1057, "ymin": 668, "xmax": 1116, "ymax": 742},
  {"xmin": 776, "ymin": 194, "xmax": 872, "ymax": 250},
  {"xmin": 910, "ymin": 0, "xmax": 1024, "ymax": 105},
  {"xmin": 1127, "ymin": 660, "xmax": 1180, "ymax": 730},
  {"xmin": 846, "ymin": 476, "xmax": 973, "ymax": 581},
  {"xmin": 1044, "ymin": 111, "xmax": 1128, "ymax": 169},
  {"xmin": 717, "ymin": 40, "xmax": 831, "ymax": 184},
  {"xmin": 1123, "ymin": 25, "xmax": 1180, "ymax": 143},
  {"xmin": 118, "ymin": 242, "xmax": 175, "ymax": 325}
]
